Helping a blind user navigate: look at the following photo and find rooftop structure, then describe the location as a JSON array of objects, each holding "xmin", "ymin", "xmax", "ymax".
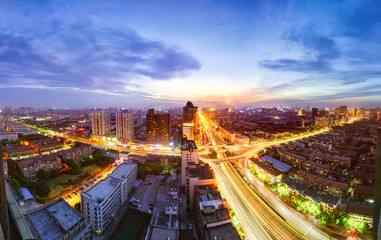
[
  {"xmin": 261, "ymin": 155, "xmax": 292, "ymax": 172},
  {"xmin": 25, "ymin": 198, "xmax": 91, "ymax": 240},
  {"xmin": 194, "ymin": 185, "xmax": 240, "ymax": 240}
]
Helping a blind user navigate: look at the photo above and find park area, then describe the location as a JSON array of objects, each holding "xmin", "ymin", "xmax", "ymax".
[{"xmin": 46, "ymin": 164, "xmax": 102, "ymax": 199}]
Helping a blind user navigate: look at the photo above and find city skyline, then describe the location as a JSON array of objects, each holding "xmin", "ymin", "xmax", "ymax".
[{"xmin": 1, "ymin": 0, "xmax": 381, "ymax": 108}]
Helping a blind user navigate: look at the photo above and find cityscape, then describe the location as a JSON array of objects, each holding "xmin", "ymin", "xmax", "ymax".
[{"xmin": 0, "ymin": 1, "xmax": 380, "ymax": 240}]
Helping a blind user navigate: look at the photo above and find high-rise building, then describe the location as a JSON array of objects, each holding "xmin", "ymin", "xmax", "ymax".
[
  {"xmin": 312, "ymin": 107, "xmax": 319, "ymax": 118},
  {"xmin": 146, "ymin": 109, "xmax": 170, "ymax": 145},
  {"xmin": 4, "ymin": 107, "xmax": 11, "ymax": 117},
  {"xmin": 181, "ymin": 137, "xmax": 198, "ymax": 185},
  {"xmin": 0, "ymin": 150, "xmax": 10, "ymax": 240},
  {"xmin": 374, "ymin": 128, "xmax": 381, "ymax": 239},
  {"xmin": 91, "ymin": 111, "xmax": 110, "ymax": 137},
  {"xmin": 137, "ymin": 110, "xmax": 143, "ymax": 125},
  {"xmin": 81, "ymin": 163, "xmax": 137, "ymax": 234},
  {"xmin": 353, "ymin": 108, "xmax": 358, "ymax": 117},
  {"xmin": 116, "ymin": 111, "xmax": 134, "ymax": 142},
  {"xmin": 338, "ymin": 105, "xmax": 348, "ymax": 118},
  {"xmin": 183, "ymin": 101, "xmax": 198, "ymax": 134},
  {"xmin": 319, "ymin": 109, "xmax": 330, "ymax": 117}
]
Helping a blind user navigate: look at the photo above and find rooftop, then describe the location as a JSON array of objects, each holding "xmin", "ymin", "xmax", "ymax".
[
  {"xmin": 84, "ymin": 163, "xmax": 136, "ymax": 206},
  {"xmin": 261, "ymin": 155, "xmax": 292, "ymax": 172},
  {"xmin": 187, "ymin": 164, "xmax": 214, "ymax": 180},
  {"xmin": 250, "ymin": 158, "xmax": 283, "ymax": 177},
  {"xmin": 181, "ymin": 137, "xmax": 197, "ymax": 151},
  {"xmin": 27, "ymin": 199, "xmax": 84, "ymax": 240},
  {"xmin": 345, "ymin": 203, "xmax": 373, "ymax": 217}
]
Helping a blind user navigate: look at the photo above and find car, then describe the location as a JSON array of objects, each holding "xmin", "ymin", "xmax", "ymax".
[
  {"xmin": 66, "ymin": 195, "xmax": 72, "ymax": 199},
  {"xmin": 79, "ymin": 187, "xmax": 85, "ymax": 191},
  {"xmin": 84, "ymin": 184, "xmax": 90, "ymax": 188},
  {"xmin": 72, "ymin": 191, "xmax": 77, "ymax": 195},
  {"xmin": 75, "ymin": 190, "xmax": 80, "ymax": 194}
]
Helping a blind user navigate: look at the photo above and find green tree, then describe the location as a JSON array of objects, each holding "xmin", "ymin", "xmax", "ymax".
[
  {"xmin": 35, "ymin": 180, "xmax": 51, "ymax": 197},
  {"xmin": 50, "ymin": 169, "xmax": 58, "ymax": 178},
  {"xmin": 37, "ymin": 169, "xmax": 50, "ymax": 180},
  {"xmin": 10, "ymin": 178, "xmax": 25, "ymax": 200},
  {"xmin": 66, "ymin": 159, "xmax": 82, "ymax": 174},
  {"xmin": 74, "ymin": 202, "xmax": 81, "ymax": 212},
  {"xmin": 137, "ymin": 166, "xmax": 146, "ymax": 179}
]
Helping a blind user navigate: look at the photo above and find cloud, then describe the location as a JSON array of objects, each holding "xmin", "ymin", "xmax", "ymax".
[
  {"xmin": 258, "ymin": 58, "xmax": 331, "ymax": 72},
  {"xmin": 0, "ymin": 19, "xmax": 201, "ymax": 93},
  {"xmin": 258, "ymin": 26, "xmax": 339, "ymax": 73}
]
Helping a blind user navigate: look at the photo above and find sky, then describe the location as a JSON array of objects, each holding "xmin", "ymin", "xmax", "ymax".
[{"xmin": 0, "ymin": 0, "xmax": 380, "ymax": 108}]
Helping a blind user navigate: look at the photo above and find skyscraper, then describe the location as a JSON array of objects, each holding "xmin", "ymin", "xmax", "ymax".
[
  {"xmin": 91, "ymin": 111, "xmax": 110, "ymax": 137},
  {"xmin": 338, "ymin": 105, "xmax": 348, "ymax": 118},
  {"xmin": 312, "ymin": 107, "xmax": 319, "ymax": 118},
  {"xmin": 374, "ymin": 128, "xmax": 381, "ymax": 239},
  {"xmin": 4, "ymin": 107, "xmax": 12, "ymax": 117},
  {"xmin": 146, "ymin": 109, "xmax": 170, "ymax": 145},
  {"xmin": 0, "ymin": 150, "xmax": 10, "ymax": 240},
  {"xmin": 116, "ymin": 111, "xmax": 134, "ymax": 142},
  {"xmin": 137, "ymin": 110, "xmax": 143, "ymax": 125},
  {"xmin": 183, "ymin": 101, "xmax": 198, "ymax": 134}
]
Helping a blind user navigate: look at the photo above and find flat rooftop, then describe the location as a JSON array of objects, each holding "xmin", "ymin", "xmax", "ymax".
[
  {"xmin": 261, "ymin": 155, "xmax": 292, "ymax": 172},
  {"xmin": 27, "ymin": 199, "xmax": 83, "ymax": 240},
  {"xmin": 84, "ymin": 163, "xmax": 136, "ymax": 205},
  {"xmin": 85, "ymin": 176, "xmax": 122, "ymax": 203},
  {"xmin": 110, "ymin": 162, "xmax": 137, "ymax": 180}
]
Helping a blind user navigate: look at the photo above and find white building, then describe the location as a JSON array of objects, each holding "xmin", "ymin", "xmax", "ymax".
[
  {"xmin": 0, "ymin": 129, "xmax": 18, "ymax": 141},
  {"xmin": 182, "ymin": 122, "xmax": 194, "ymax": 140},
  {"xmin": 81, "ymin": 163, "xmax": 137, "ymax": 234},
  {"xmin": 181, "ymin": 137, "xmax": 198, "ymax": 185}
]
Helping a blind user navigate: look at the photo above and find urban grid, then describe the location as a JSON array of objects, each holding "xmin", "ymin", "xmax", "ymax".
[{"xmin": 0, "ymin": 1, "xmax": 380, "ymax": 240}]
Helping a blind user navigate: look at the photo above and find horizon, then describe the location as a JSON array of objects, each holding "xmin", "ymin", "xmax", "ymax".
[{"xmin": 1, "ymin": 0, "xmax": 381, "ymax": 107}]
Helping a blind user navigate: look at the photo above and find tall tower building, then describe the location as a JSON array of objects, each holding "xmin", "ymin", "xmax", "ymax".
[
  {"xmin": 91, "ymin": 111, "xmax": 110, "ymax": 137},
  {"xmin": 353, "ymin": 108, "xmax": 358, "ymax": 117},
  {"xmin": 374, "ymin": 128, "xmax": 381, "ymax": 238},
  {"xmin": 312, "ymin": 107, "xmax": 319, "ymax": 118},
  {"xmin": 181, "ymin": 137, "xmax": 198, "ymax": 185},
  {"xmin": 146, "ymin": 109, "xmax": 170, "ymax": 145},
  {"xmin": 116, "ymin": 111, "xmax": 134, "ymax": 142},
  {"xmin": 4, "ymin": 107, "xmax": 12, "ymax": 117},
  {"xmin": 137, "ymin": 110, "xmax": 143, "ymax": 125},
  {"xmin": 0, "ymin": 150, "xmax": 10, "ymax": 240},
  {"xmin": 183, "ymin": 101, "xmax": 198, "ymax": 134}
]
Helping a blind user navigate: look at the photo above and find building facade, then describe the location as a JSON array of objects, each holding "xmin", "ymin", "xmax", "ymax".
[
  {"xmin": 181, "ymin": 137, "xmax": 198, "ymax": 185},
  {"xmin": 60, "ymin": 144, "xmax": 92, "ymax": 163},
  {"xmin": 91, "ymin": 111, "xmax": 110, "ymax": 137},
  {"xmin": 146, "ymin": 109, "xmax": 170, "ymax": 145},
  {"xmin": 183, "ymin": 101, "xmax": 198, "ymax": 134},
  {"xmin": 116, "ymin": 111, "xmax": 134, "ymax": 142},
  {"xmin": 17, "ymin": 154, "xmax": 62, "ymax": 179},
  {"xmin": 81, "ymin": 163, "xmax": 137, "ymax": 234}
]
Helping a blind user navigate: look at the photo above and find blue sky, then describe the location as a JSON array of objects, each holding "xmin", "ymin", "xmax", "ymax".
[{"xmin": 0, "ymin": 0, "xmax": 380, "ymax": 108}]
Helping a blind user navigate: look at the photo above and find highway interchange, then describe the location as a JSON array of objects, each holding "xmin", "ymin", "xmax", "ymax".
[{"xmin": 198, "ymin": 113, "xmax": 345, "ymax": 240}]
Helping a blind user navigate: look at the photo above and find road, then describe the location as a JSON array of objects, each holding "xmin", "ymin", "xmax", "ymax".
[{"xmin": 199, "ymin": 113, "xmax": 340, "ymax": 240}]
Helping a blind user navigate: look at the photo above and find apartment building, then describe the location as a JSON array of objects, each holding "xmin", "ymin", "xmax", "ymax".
[{"xmin": 80, "ymin": 163, "xmax": 137, "ymax": 234}]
